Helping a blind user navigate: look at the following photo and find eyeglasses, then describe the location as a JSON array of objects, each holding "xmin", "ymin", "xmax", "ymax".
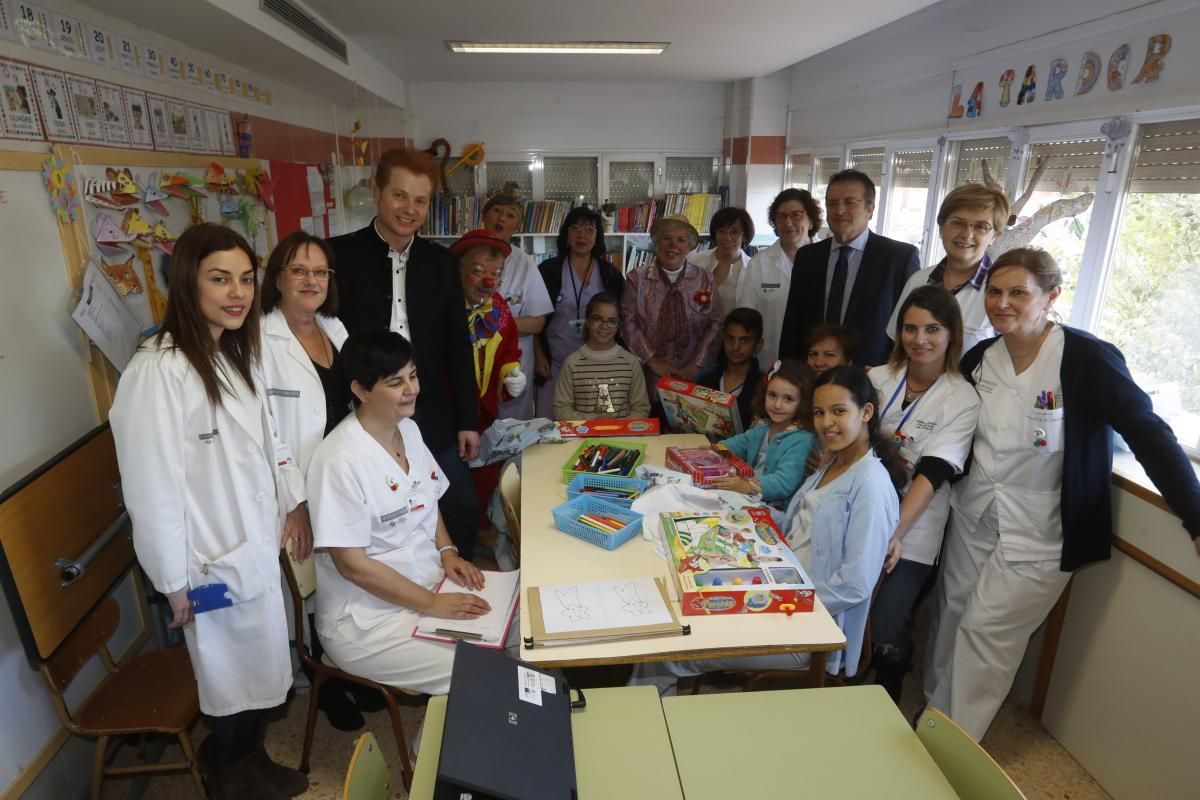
[
  {"xmin": 286, "ymin": 266, "xmax": 335, "ymax": 281},
  {"xmin": 569, "ymin": 224, "xmax": 597, "ymax": 234},
  {"xmin": 944, "ymin": 218, "xmax": 995, "ymax": 236},
  {"xmin": 588, "ymin": 315, "xmax": 619, "ymax": 328},
  {"xmin": 774, "ymin": 211, "xmax": 808, "ymax": 222}
]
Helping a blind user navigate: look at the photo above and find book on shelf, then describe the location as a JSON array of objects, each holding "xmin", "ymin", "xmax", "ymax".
[
  {"xmin": 663, "ymin": 193, "xmax": 723, "ymax": 233},
  {"xmin": 521, "ymin": 200, "xmax": 574, "ymax": 234},
  {"xmin": 420, "ymin": 194, "xmax": 481, "ymax": 237}
]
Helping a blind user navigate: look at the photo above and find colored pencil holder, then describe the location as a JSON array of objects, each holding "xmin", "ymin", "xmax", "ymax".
[
  {"xmin": 551, "ymin": 495, "xmax": 643, "ymax": 551},
  {"xmin": 565, "ymin": 473, "xmax": 649, "ymax": 509},
  {"xmin": 560, "ymin": 438, "xmax": 648, "ymax": 484}
]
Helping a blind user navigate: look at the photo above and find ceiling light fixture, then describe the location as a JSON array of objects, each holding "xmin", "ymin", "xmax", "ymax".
[{"xmin": 446, "ymin": 41, "xmax": 668, "ymax": 55}]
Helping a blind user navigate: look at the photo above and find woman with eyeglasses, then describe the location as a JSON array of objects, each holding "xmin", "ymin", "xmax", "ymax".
[
  {"xmin": 534, "ymin": 207, "xmax": 625, "ymax": 417},
  {"xmin": 735, "ymin": 189, "xmax": 822, "ymax": 366},
  {"xmin": 689, "ymin": 206, "xmax": 754, "ymax": 317},
  {"xmin": 886, "ymin": 184, "xmax": 1010, "ymax": 354},
  {"xmin": 259, "ymin": 231, "xmax": 367, "ymax": 731}
]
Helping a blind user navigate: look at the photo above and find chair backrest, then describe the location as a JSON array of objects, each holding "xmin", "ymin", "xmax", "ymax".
[
  {"xmin": 288, "ymin": 549, "xmax": 318, "ymax": 598},
  {"xmin": 342, "ymin": 731, "xmax": 391, "ymax": 800},
  {"xmin": 498, "ymin": 461, "xmax": 521, "ymax": 551},
  {"xmin": 41, "ymin": 596, "xmax": 119, "ymax": 696},
  {"xmin": 916, "ymin": 708, "xmax": 1026, "ymax": 800},
  {"xmin": 280, "ymin": 553, "xmax": 312, "ymax": 658},
  {"xmin": 853, "ymin": 568, "xmax": 888, "ymax": 677}
]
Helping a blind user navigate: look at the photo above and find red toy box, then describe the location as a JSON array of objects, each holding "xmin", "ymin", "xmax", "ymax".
[
  {"xmin": 660, "ymin": 507, "xmax": 815, "ymax": 616},
  {"xmin": 664, "ymin": 445, "xmax": 753, "ymax": 489},
  {"xmin": 656, "ymin": 377, "xmax": 742, "ymax": 438}
]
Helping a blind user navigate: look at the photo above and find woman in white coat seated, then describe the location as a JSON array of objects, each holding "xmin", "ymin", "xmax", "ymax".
[
  {"xmin": 925, "ymin": 247, "xmax": 1200, "ymax": 741},
  {"xmin": 735, "ymin": 188, "xmax": 821, "ymax": 366},
  {"xmin": 631, "ymin": 366, "xmax": 902, "ymax": 695},
  {"xmin": 109, "ymin": 223, "xmax": 311, "ymax": 800},
  {"xmin": 307, "ymin": 329, "xmax": 493, "ymax": 696},
  {"xmin": 688, "ymin": 206, "xmax": 754, "ymax": 316}
]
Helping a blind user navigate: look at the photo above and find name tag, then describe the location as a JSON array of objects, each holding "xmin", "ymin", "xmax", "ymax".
[
  {"xmin": 760, "ymin": 282, "xmax": 781, "ymax": 290},
  {"xmin": 198, "ymin": 429, "xmax": 219, "ymax": 443},
  {"xmin": 266, "ymin": 388, "xmax": 301, "ymax": 398},
  {"xmin": 381, "ymin": 507, "xmax": 409, "ymax": 524}
]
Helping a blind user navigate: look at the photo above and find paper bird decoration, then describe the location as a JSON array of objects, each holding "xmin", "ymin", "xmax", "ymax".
[
  {"xmin": 84, "ymin": 168, "xmax": 139, "ymax": 210},
  {"xmin": 42, "ymin": 154, "xmax": 79, "ymax": 223},
  {"xmin": 160, "ymin": 172, "xmax": 207, "ymax": 200},
  {"xmin": 102, "ymin": 254, "xmax": 144, "ymax": 295},
  {"xmin": 121, "ymin": 207, "xmax": 153, "ymax": 238},
  {"xmin": 140, "ymin": 171, "xmax": 170, "ymax": 216},
  {"xmin": 151, "ymin": 221, "xmax": 176, "ymax": 255},
  {"xmin": 205, "ymin": 162, "xmax": 237, "ymax": 194},
  {"xmin": 90, "ymin": 212, "xmax": 137, "ymax": 257},
  {"xmin": 255, "ymin": 170, "xmax": 278, "ymax": 212},
  {"xmin": 218, "ymin": 194, "xmax": 240, "ymax": 220}
]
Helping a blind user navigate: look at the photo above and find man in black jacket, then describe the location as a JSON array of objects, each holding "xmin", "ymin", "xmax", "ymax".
[
  {"xmin": 329, "ymin": 148, "xmax": 481, "ymax": 559},
  {"xmin": 779, "ymin": 169, "xmax": 919, "ymax": 366}
]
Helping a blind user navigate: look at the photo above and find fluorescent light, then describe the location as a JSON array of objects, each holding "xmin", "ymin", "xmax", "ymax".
[{"xmin": 447, "ymin": 41, "xmax": 668, "ymax": 55}]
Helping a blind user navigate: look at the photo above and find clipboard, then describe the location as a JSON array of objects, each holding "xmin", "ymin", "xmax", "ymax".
[{"xmin": 523, "ymin": 577, "xmax": 690, "ymax": 649}]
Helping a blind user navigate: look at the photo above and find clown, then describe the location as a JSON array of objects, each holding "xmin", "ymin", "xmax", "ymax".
[{"xmin": 449, "ymin": 230, "xmax": 526, "ymax": 526}]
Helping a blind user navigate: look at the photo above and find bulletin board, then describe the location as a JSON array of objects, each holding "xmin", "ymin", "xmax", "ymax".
[{"xmin": 270, "ymin": 159, "xmax": 334, "ymax": 238}]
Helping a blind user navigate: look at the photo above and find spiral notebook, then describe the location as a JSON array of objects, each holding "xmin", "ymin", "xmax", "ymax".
[
  {"xmin": 524, "ymin": 576, "xmax": 689, "ymax": 648},
  {"xmin": 413, "ymin": 569, "xmax": 520, "ymax": 649}
]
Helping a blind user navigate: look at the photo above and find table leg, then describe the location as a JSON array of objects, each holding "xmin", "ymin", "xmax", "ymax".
[{"xmin": 808, "ymin": 652, "xmax": 827, "ymax": 687}]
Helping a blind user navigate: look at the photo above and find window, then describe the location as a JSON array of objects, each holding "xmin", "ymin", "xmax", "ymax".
[
  {"xmin": 847, "ymin": 146, "xmax": 885, "ymax": 188},
  {"xmin": 1023, "ymin": 138, "xmax": 1104, "ymax": 323},
  {"xmin": 946, "ymin": 136, "xmax": 1010, "ymax": 190},
  {"xmin": 886, "ymin": 149, "xmax": 934, "ymax": 250},
  {"xmin": 1099, "ymin": 119, "xmax": 1200, "ymax": 452},
  {"xmin": 543, "ymin": 156, "xmax": 598, "ymax": 205},
  {"xmin": 813, "ymin": 154, "xmax": 842, "ymax": 202},
  {"xmin": 608, "ymin": 161, "xmax": 655, "ymax": 205},
  {"xmin": 486, "ymin": 160, "xmax": 532, "ymax": 198},
  {"xmin": 786, "ymin": 153, "xmax": 812, "ymax": 191},
  {"xmin": 665, "ymin": 156, "xmax": 718, "ymax": 194}
]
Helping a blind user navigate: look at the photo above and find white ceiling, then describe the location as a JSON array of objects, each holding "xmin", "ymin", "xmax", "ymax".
[{"xmin": 298, "ymin": 0, "xmax": 942, "ymax": 82}]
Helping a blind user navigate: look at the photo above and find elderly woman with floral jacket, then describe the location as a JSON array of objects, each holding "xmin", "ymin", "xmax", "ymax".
[{"xmin": 620, "ymin": 215, "xmax": 723, "ymax": 393}]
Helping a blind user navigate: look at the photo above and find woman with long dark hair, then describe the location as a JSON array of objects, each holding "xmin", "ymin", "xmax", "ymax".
[{"xmin": 110, "ymin": 224, "xmax": 309, "ymax": 799}]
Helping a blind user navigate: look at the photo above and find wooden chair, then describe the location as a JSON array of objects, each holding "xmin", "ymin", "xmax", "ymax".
[
  {"xmin": 692, "ymin": 569, "xmax": 886, "ymax": 694},
  {"xmin": 498, "ymin": 460, "xmax": 522, "ymax": 555},
  {"xmin": 342, "ymin": 731, "xmax": 392, "ymax": 800},
  {"xmin": 281, "ymin": 554, "xmax": 420, "ymax": 790},
  {"xmin": 40, "ymin": 597, "xmax": 206, "ymax": 800},
  {"xmin": 916, "ymin": 708, "xmax": 1027, "ymax": 800}
]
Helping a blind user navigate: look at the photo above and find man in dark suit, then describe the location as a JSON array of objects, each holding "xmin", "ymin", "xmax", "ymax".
[
  {"xmin": 779, "ymin": 169, "xmax": 920, "ymax": 366},
  {"xmin": 329, "ymin": 148, "xmax": 481, "ymax": 559}
]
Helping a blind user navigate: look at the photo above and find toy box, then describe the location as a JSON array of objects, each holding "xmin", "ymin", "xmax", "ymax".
[
  {"xmin": 664, "ymin": 445, "xmax": 754, "ymax": 489},
  {"xmin": 660, "ymin": 507, "xmax": 815, "ymax": 616},
  {"xmin": 556, "ymin": 418, "xmax": 660, "ymax": 439},
  {"xmin": 656, "ymin": 377, "xmax": 742, "ymax": 439}
]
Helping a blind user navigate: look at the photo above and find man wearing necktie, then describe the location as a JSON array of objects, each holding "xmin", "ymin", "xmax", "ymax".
[{"xmin": 778, "ymin": 169, "xmax": 920, "ymax": 366}]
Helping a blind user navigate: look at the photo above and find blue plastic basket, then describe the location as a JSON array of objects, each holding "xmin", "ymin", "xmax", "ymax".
[
  {"xmin": 565, "ymin": 473, "xmax": 649, "ymax": 509},
  {"xmin": 551, "ymin": 495, "xmax": 643, "ymax": 551}
]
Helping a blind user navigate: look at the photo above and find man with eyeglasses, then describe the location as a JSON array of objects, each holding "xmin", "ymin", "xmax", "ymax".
[
  {"xmin": 885, "ymin": 184, "xmax": 1011, "ymax": 354},
  {"xmin": 780, "ymin": 169, "xmax": 920, "ymax": 366}
]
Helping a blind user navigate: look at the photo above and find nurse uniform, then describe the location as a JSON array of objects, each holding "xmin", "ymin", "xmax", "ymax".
[
  {"xmin": 307, "ymin": 415, "xmax": 457, "ymax": 695},
  {"xmin": 497, "ymin": 246, "xmax": 553, "ymax": 420},
  {"xmin": 925, "ymin": 326, "xmax": 1070, "ymax": 740},
  {"xmin": 734, "ymin": 240, "xmax": 797, "ymax": 367},
  {"xmin": 110, "ymin": 337, "xmax": 304, "ymax": 716}
]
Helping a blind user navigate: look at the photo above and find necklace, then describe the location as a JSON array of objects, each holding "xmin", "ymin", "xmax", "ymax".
[{"xmin": 904, "ymin": 383, "xmax": 927, "ymax": 403}]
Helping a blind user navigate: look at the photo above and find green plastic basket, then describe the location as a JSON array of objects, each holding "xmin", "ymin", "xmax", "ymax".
[{"xmin": 560, "ymin": 438, "xmax": 647, "ymax": 483}]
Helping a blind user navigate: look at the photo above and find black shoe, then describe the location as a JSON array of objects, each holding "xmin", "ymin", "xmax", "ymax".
[
  {"xmin": 246, "ymin": 745, "xmax": 309, "ymax": 797},
  {"xmin": 873, "ymin": 652, "xmax": 910, "ymax": 704},
  {"xmin": 318, "ymin": 681, "xmax": 365, "ymax": 731},
  {"xmin": 199, "ymin": 747, "xmax": 286, "ymax": 800},
  {"xmin": 348, "ymin": 681, "xmax": 387, "ymax": 713}
]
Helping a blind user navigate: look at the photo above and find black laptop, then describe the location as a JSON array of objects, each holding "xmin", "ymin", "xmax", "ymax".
[{"xmin": 435, "ymin": 642, "xmax": 577, "ymax": 800}]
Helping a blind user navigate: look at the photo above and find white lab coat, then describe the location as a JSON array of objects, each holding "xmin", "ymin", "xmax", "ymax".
[
  {"xmin": 885, "ymin": 266, "xmax": 995, "ymax": 355},
  {"xmin": 688, "ymin": 248, "xmax": 751, "ymax": 319},
  {"xmin": 109, "ymin": 335, "xmax": 305, "ymax": 715},
  {"xmin": 869, "ymin": 365, "xmax": 981, "ymax": 565},
  {"xmin": 734, "ymin": 240, "xmax": 798, "ymax": 366},
  {"xmin": 259, "ymin": 309, "xmax": 350, "ymax": 473},
  {"xmin": 498, "ymin": 248, "xmax": 554, "ymax": 420}
]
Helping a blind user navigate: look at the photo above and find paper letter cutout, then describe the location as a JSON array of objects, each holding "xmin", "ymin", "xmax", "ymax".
[
  {"xmin": 948, "ymin": 84, "xmax": 965, "ymax": 119},
  {"xmin": 1107, "ymin": 44, "xmax": 1130, "ymax": 91},
  {"xmin": 1132, "ymin": 34, "xmax": 1170, "ymax": 85},
  {"xmin": 966, "ymin": 82, "xmax": 983, "ymax": 117},
  {"xmin": 998, "ymin": 69, "xmax": 1016, "ymax": 107},
  {"xmin": 1044, "ymin": 59, "xmax": 1068, "ymax": 101},
  {"xmin": 1076, "ymin": 51, "xmax": 1101, "ymax": 95},
  {"xmin": 1017, "ymin": 66, "xmax": 1037, "ymax": 105}
]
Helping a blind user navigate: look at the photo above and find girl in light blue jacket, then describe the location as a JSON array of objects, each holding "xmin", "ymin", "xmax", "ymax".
[{"xmin": 711, "ymin": 359, "xmax": 816, "ymax": 506}]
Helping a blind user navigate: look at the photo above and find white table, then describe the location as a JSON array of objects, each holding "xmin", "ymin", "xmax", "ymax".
[{"xmin": 518, "ymin": 434, "xmax": 846, "ymax": 679}]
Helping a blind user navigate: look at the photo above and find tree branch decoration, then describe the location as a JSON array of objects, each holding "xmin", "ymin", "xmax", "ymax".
[{"xmin": 980, "ymin": 156, "xmax": 1094, "ymax": 258}]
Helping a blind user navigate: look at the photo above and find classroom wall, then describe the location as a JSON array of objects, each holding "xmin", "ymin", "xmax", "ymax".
[
  {"xmin": 781, "ymin": 0, "xmax": 1200, "ymax": 148},
  {"xmin": 406, "ymin": 80, "xmax": 725, "ymax": 155}
]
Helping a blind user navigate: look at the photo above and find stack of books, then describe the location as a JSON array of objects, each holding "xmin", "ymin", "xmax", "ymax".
[
  {"xmin": 663, "ymin": 193, "xmax": 723, "ymax": 233},
  {"xmin": 521, "ymin": 200, "xmax": 574, "ymax": 234},
  {"xmin": 611, "ymin": 201, "xmax": 658, "ymax": 233},
  {"xmin": 421, "ymin": 195, "xmax": 481, "ymax": 236}
]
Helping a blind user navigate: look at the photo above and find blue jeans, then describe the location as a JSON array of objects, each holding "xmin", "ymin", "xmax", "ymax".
[{"xmin": 870, "ymin": 558, "xmax": 933, "ymax": 665}]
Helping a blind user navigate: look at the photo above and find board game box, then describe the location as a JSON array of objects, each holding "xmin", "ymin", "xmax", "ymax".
[
  {"xmin": 556, "ymin": 418, "xmax": 660, "ymax": 438},
  {"xmin": 664, "ymin": 445, "xmax": 754, "ymax": 488},
  {"xmin": 656, "ymin": 377, "xmax": 742, "ymax": 439},
  {"xmin": 659, "ymin": 507, "xmax": 815, "ymax": 616}
]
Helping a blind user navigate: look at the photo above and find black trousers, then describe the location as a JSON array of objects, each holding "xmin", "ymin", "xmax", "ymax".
[
  {"xmin": 205, "ymin": 709, "xmax": 262, "ymax": 764},
  {"xmin": 433, "ymin": 443, "xmax": 479, "ymax": 561}
]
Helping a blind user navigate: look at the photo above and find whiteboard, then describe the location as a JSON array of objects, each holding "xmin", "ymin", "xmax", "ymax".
[{"xmin": 0, "ymin": 168, "xmax": 99, "ymax": 492}]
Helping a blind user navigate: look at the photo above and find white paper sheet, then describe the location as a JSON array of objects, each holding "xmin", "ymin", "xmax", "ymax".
[
  {"xmin": 416, "ymin": 569, "xmax": 520, "ymax": 642},
  {"xmin": 71, "ymin": 259, "xmax": 142, "ymax": 371},
  {"xmin": 537, "ymin": 577, "xmax": 673, "ymax": 635}
]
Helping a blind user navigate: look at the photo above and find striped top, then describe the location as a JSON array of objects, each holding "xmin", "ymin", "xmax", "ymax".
[{"xmin": 553, "ymin": 345, "xmax": 651, "ymax": 420}]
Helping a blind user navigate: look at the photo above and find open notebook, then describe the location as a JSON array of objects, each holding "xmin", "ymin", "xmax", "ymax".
[{"xmin": 412, "ymin": 569, "xmax": 520, "ymax": 649}]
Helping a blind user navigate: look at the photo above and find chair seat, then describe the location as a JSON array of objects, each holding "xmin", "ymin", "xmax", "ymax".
[
  {"xmin": 78, "ymin": 647, "xmax": 198, "ymax": 734},
  {"xmin": 319, "ymin": 653, "xmax": 421, "ymax": 697}
]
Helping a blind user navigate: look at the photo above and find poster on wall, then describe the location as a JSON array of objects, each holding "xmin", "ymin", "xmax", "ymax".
[
  {"xmin": 11, "ymin": 2, "xmax": 53, "ymax": 52},
  {"xmin": 185, "ymin": 60, "xmax": 201, "ymax": 88},
  {"xmin": 203, "ymin": 107, "xmax": 223, "ymax": 153},
  {"xmin": 0, "ymin": 1, "xmax": 16, "ymax": 42},
  {"xmin": 165, "ymin": 52, "xmax": 185, "ymax": 84},
  {"xmin": 0, "ymin": 59, "xmax": 43, "ymax": 140},
  {"xmin": 114, "ymin": 34, "xmax": 141, "ymax": 74},
  {"xmin": 185, "ymin": 102, "xmax": 206, "ymax": 152},
  {"xmin": 121, "ymin": 87, "xmax": 154, "ymax": 150},
  {"xmin": 85, "ymin": 24, "xmax": 116, "ymax": 68},
  {"xmin": 65, "ymin": 74, "xmax": 106, "ymax": 145},
  {"xmin": 166, "ymin": 99, "xmax": 191, "ymax": 151},
  {"xmin": 50, "ymin": 11, "xmax": 89, "ymax": 59},
  {"xmin": 144, "ymin": 92, "xmax": 172, "ymax": 150},
  {"xmin": 28, "ymin": 66, "xmax": 77, "ymax": 141},
  {"xmin": 202, "ymin": 65, "xmax": 219, "ymax": 94},
  {"xmin": 217, "ymin": 111, "xmax": 235, "ymax": 155},
  {"xmin": 141, "ymin": 43, "xmax": 165, "ymax": 80},
  {"xmin": 95, "ymin": 81, "xmax": 129, "ymax": 147}
]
